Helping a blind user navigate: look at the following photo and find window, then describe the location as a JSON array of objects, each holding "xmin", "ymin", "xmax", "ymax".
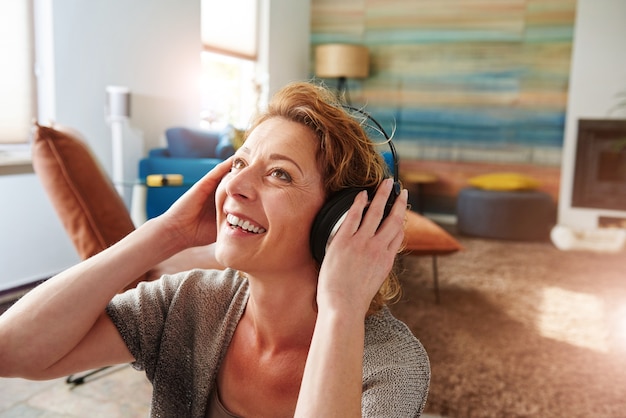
[
  {"xmin": 200, "ymin": 52, "xmax": 259, "ymax": 130},
  {"xmin": 200, "ymin": 0, "xmax": 260, "ymax": 130},
  {"xmin": 202, "ymin": 0, "xmax": 258, "ymax": 61},
  {"xmin": 0, "ymin": 0, "xmax": 35, "ymax": 145}
]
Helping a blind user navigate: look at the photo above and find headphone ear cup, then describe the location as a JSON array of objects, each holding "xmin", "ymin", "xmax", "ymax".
[{"xmin": 310, "ymin": 188, "xmax": 365, "ymax": 263}]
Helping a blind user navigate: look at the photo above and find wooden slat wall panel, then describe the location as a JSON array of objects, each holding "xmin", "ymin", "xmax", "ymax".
[{"xmin": 311, "ymin": 0, "xmax": 577, "ymax": 165}]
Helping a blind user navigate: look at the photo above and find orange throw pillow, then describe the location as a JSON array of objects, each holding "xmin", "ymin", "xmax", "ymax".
[
  {"xmin": 403, "ymin": 210, "xmax": 461, "ymax": 255},
  {"xmin": 31, "ymin": 123, "xmax": 144, "ymax": 289}
]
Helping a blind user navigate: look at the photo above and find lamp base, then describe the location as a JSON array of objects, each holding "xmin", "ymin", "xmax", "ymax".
[{"xmin": 336, "ymin": 76, "xmax": 350, "ymax": 105}]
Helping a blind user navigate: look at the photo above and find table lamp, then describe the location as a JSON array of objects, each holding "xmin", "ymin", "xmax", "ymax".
[{"xmin": 314, "ymin": 44, "xmax": 369, "ymax": 104}]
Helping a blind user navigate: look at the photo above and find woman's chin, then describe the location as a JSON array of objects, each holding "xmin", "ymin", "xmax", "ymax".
[{"xmin": 214, "ymin": 248, "xmax": 246, "ymax": 272}]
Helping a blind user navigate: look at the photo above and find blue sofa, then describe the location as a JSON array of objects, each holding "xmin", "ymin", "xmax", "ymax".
[
  {"xmin": 138, "ymin": 126, "xmax": 397, "ymax": 220},
  {"xmin": 139, "ymin": 126, "xmax": 236, "ymax": 219}
]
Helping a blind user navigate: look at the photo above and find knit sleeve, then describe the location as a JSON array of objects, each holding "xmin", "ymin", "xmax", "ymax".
[
  {"xmin": 105, "ymin": 268, "xmax": 245, "ymax": 383},
  {"xmin": 105, "ymin": 272, "xmax": 188, "ymax": 379},
  {"xmin": 107, "ymin": 269, "xmax": 248, "ymax": 416},
  {"xmin": 362, "ymin": 308, "xmax": 431, "ymax": 417}
]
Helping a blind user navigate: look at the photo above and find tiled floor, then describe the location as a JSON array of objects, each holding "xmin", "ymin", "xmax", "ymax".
[
  {"xmin": 0, "ymin": 364, "xmax": 444, "ymax": 417},
  {"xmin": 0, "ymin": 365, "xmax": 151, "ymax": 417}
]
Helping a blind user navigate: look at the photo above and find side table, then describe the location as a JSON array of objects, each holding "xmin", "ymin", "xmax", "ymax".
[{"xmin": 402, "ymin": 171, "xmax": 438, "ymax": 214}]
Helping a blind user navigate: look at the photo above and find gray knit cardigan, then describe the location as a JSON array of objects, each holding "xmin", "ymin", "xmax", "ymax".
[{"xmin": 106, "ymin": 268, "xmax": 430, "ymax": 417}]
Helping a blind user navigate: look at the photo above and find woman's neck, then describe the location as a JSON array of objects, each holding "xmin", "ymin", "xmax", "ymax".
[{"xmin": 243, "ymin": 268, "xmax": 318, "ymax": 352}]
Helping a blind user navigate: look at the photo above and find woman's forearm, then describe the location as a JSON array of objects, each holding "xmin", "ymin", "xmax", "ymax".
[
  {"xmin": 0, "ymin": 218, "xmax": 182, "ymax": 377},
  {"xmin": 295, "ymin": 309, "xmax": 364, "ymax": 417}
]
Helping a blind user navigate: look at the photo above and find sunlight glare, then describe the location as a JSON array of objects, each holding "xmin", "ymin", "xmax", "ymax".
[
  {"xmin": 538, "ymin": 286, "xmax": 609, "ymax": 352},
  {"xmin": 615, "ymin": 304, "xmax": 626, "ymax": 348}
]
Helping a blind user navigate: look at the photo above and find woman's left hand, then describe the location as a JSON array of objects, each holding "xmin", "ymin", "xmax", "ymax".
[
  {"xmin": 296, "ymin": 179, "xmax": 407, "ymax": 417},
  {"xmin": 316, "ymin": 178, "xmax": 408, "ymax": 318}
]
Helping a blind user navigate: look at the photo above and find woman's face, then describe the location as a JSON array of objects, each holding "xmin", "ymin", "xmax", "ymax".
[{"xmin": 214, "ymin": 117, "xmax": 326, "ymax": 275}]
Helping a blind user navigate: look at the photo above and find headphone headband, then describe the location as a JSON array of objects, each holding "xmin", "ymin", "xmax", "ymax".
[
  {"xmin": 342, "ymin": 105, "xmax": 399, "ymax": 183},
  {"xmin": 309, "ymin": 105, "xmax": 401, "ymax": 263}
]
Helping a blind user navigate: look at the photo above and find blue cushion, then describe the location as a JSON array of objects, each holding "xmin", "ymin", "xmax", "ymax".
[
  {"xmin": 165, "ymin": 127, "xmax": 221, "ymax": 158},
  {"xmin": 381, "ymin": 150, "xmax": 395, "ymax": 177},
  {"xmin": 215, "ymin": 131, "xmax": 236, "ymax": 159}
]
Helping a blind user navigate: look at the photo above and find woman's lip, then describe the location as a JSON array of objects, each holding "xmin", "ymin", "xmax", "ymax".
[{"xmin": 225, "ymin": 212, "xmax": 267, "ymax": 234}]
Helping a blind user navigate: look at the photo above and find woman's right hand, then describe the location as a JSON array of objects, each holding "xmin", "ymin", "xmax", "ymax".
[{"xmin": 157, "ymin": 157, "xmax": 233, "ymax": 250}]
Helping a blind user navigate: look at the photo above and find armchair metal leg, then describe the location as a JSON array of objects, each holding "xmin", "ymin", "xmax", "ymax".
[
  {"xmin": 432, "ymin": 255, "xmax": 440, "ymax": 304},
  {"xmin": 399, "ymin": 252, "xmax": 442, "ymax": 303},
  {"xmin": 66, "ymin": 366, "xmax": 112, "ymax": 385}
]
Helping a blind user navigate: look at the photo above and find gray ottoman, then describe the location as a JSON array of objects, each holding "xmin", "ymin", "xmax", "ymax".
[{"xmin": 456, "ymin": 187, "xmax": 556, "ymax": 241}]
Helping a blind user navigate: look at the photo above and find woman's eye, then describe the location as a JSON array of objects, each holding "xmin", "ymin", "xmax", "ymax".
[
  {"xmin": 270, "ymin": 168, "xmax": 292, "ymax": 182},
  {"xmin": 232, "ymin": 158, "xmax": 246, "ymax": 170}
]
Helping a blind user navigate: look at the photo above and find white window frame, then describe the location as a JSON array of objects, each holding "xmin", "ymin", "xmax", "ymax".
[
  {"xmin": 0, "ymin": 0, "xmax": 36, "ymax": 172},
  {"xmin": 200, "ymin": 0, "xmax": 261, "ymax": 130},
  {"xmin": 201, "ymin": 0, "xmax": 258, "ymax": 61},
  {"xmin": 0, "ymin": 0, "xmax": 36, "ymax": 145}
]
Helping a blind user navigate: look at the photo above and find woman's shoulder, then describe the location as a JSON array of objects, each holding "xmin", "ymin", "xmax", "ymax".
[
  {"xmin": 169, "ymin": 267, "xmax": 247, "ymax": 293},
  {"xmin": 115, "ymin": 268, "xmax": 249, "ymax": 318},
  {"xmin": 362, "ymin": 307, "xmax": 431, "ymax": 415},
  {"xmin": 156, "ymin": 268, "xmax": 249, "ymax": 311},
  {"xmin": 365, "ymin": 307, "xmax": 424, "ymax": 345},
  {"xmin": 363, "ymin": 306, "xmax": 430, "ymax": 375}
]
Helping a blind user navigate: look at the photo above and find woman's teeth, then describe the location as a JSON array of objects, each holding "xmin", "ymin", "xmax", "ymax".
[{"xmin": 226, "ymin": 214, "xmax": 266, "ymax": 234}]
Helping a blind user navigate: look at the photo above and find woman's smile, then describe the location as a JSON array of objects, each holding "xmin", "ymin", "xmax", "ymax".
[{"xmin": 226, "ymin": 213, "xmax": 267, "ymax": 234}]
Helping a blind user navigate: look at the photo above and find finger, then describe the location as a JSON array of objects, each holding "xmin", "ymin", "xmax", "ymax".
[
  {"xmin": 359, "ymin": 178, "xmax": 394, "ymax": 234},
  {"xmin": 389, "ymin": 187, "xmax": 408, "ymax": 218},
  {"xmin": 386, "ymin": 187, "xmax": 408, "ymax": 226},
  {"xmin": 388, "ymin": 226, "xmax": 405, "ymax": 252},
  {"xmin": 374, "ymin": 188, "xmax": 408, "ymax": 246},
  {"xmin": 386, "ymin": 189, "xmax": 408, "ymax": 251},
  {"xmin": 334, "ymin": 189, "xmax": 369, "ymax": 238}
]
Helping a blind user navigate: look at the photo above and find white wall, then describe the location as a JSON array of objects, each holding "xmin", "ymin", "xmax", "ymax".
[
  {"xmin": 0, "ymin": 175, "xmax": 79, "ymax": 290},
  {"xmin": 263, "ymin": 0, "xmax": 311, "ymax": 98},
  {"xmin": 0, "ymin": 0, "xmax": 311, "ymax": 292},
  {"xmin": 47, "ymin": 0, "xmax": 203, "ymax": 172},
  {"xmin": 0, "ymin": 0, "xmax": 201, "ymax": 293},
  {"xmin": 558, "ymin": 0, "xmax": 626, "ymax": 230}
]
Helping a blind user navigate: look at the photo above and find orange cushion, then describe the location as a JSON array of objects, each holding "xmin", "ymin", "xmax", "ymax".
[
  {"xmin": 31, "ymin": 123, "xmax": 145, "ymax": 289},
  {"xmin": 403, "ymin": 210, "xmax": 462, "ymax": 255}
]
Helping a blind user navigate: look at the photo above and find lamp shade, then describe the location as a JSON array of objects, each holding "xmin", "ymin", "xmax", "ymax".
[{"xmin": 315, "ymin": 44, "xmax": 369, "ymax": 79}]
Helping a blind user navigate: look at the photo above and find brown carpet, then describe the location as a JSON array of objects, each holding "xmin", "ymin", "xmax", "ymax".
[{"xmin": 391, "ymin": 230, "xmax": 626, "ymax": 418}]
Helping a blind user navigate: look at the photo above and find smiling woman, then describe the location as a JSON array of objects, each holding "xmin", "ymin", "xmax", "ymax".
[{"xmin": 0, "ymin": 81, "xmax": 430, "ymax": 417}]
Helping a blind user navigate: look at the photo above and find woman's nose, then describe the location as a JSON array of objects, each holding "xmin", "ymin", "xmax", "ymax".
[{"xmin": 224, "ymin": 166, "xmax": 258, "ymax": 200}]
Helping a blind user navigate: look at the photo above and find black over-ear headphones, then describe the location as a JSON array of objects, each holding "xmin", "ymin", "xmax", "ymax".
[{"xmin": 309, "ymin": 107, "xmax": 401, "ymax": 263}]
